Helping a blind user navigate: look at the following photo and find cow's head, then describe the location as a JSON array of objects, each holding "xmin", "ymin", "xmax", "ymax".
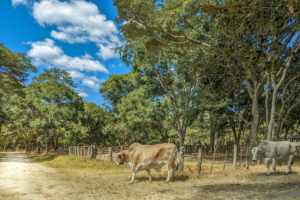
[
  {"xmin": 252, "ymin": 147, "xmax": 260, "ymax": 161},
  {"xmin": 252, "ymin": 141, "xmax": 268, "ymax": 161},
  {"xmin": 116, "ymin": 150, "xmax": 128, "ymax": 166}
]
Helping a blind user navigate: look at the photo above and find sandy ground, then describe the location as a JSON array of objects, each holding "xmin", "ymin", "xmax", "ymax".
[
  {"xmin": 1, "ymin": 153, "xmax": 300, "ymax": 200},
  {"xmin": 0, "ymin": 153, "xmax": 72, "ymax": 200}
]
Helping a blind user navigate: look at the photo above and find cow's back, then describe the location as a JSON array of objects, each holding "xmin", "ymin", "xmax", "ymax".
[{"xmin": 267, "ymin": 141, "xmax": 296, "ymax": 162}]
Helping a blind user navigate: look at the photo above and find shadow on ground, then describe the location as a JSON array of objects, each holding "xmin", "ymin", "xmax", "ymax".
[{"xmin": 191, "ymin": 180, "xmax": 300, "ymax": 199}]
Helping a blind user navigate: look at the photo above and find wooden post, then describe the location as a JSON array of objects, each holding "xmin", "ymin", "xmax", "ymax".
[
  {"xmin": 120, "ymin": 146, "xmax": 123, "ymax": 151},
  {"xmin": 239, "ymin": 145, "xmax": 243, "ymax": 164},
  {"xmin": 223, "ymin": 142, "xmax": 228, "ymax": 170},
  {"xmin": 245, "ymin": 145, "xmax": 249, "ymax": 169},
  {"xmin": 109, "ymin": 147, "xmax": 112, "ymax": 162},
  {"xmin": 68, "ymin": 146, "xmax": 71, "ymax": 155},
  {"xmin": 178, "ymin": 146, "xmax": 184, "ymax": 171},
  {"xmin": 196, "ymin": 147, "xmax": 203, "ymax": 176},
  {"xmin": 210, "ymin": 144, "xmax": 216, "ymax": 173},
  {"xmin": 233, "ymin": 144, "xmax": 237, "ymax": 166}
]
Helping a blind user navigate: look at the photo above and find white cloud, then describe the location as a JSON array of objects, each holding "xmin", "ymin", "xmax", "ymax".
[
  {"xmin": 68, "ymin": 70, "xmax": 103, "ymax": 90},
  {"xmin": 11, "ymin": 0, "xmax": 27, "ymax": 6},
  {"xmin": 68, "ymin": 70, "xmax": 85, "ymax": 79},
  {"xmin": 97, "ymin": 44, "xmax": 119, "ymax": 61},
  {"xmin": 82, "ymin": 76, "xmax": 104, "ymax": 90},
  {"xmin": 78, "ymin": 92, "xmax": 89, "ymax": 98},
  {"xmin": 32, "ymin": 0, "xmax": 120, "ymax": 60},
  {"xmin": 27, "ymin": 39, "xmax": 109, "ymax": 73}
]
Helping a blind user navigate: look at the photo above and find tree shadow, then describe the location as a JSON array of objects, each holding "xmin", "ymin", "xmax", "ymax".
[{"xmin": 191, "ymin": 179, "xmax": 300, "ymax": 199}]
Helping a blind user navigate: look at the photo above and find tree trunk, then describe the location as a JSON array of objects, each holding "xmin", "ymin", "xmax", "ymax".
[
  {"xmin": 265, "ymin": 73, "xmax": 270, "ymax": 132},
  {"xmin": 209, "ymin": 111, "xmax": 215, "ymax": 153},
  {"xmin": 267, "ymin": 86, "xmax": 278, "ymax": 140},
  {"xmin": 46, "ymin": 138, "xmax": 51, "ymax": 154},
  {"xmin": 37, "ymin": 143, "xmax": 41, "ymax": 154},
  {"xmin": 25, "ymin": 141, "xmax": 29, "ymax": 153},
  {"xmin": 250, "ymin": 93, "xmax": 260, "ymax": 148}
]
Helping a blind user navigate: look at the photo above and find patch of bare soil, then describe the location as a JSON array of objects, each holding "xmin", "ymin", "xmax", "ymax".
[{"xmin": 0, "ymin": 153, "xmax": 70, "ymax": 200}]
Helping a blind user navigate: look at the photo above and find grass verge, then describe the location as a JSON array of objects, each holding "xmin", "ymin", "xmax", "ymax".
[{"xmin": 32, "ymin": 154, "xmax": 125, "ymax": 170}]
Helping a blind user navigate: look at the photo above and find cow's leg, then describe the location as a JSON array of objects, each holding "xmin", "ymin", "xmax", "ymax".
[
  {"xmin": 170, "ymin": 161, "xmax": 176, "ymax": 181},
  {"xmin": 146, "ymin": 169, "xmax": 152, "ymax": 181},
  {"xmin": 130, "ymin": 168, "xmax": 138, "ymax": 184},
  {"xmin": 165, "ymin": 163, "xmax": 173, "ymax": 183},
  {"xmin": 285, "ymin": 155, "xmax": 293, "ymax": 174},
  {"xmin": 272, "ymin": 159, "xmax": 278, "ymax": 174},
  {"xmin": 265, "ymin": 158, "xmax": 271, "ymax": 175}
]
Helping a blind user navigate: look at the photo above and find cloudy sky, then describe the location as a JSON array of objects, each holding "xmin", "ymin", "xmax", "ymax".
[{"xmin": 0, "ymin": 0, "xmax": 131, "ymax": 106}]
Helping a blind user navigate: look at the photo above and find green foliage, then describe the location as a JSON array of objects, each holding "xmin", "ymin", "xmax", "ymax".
[{"xmin": 100, "ymin": 72, "xmax": 140, "ymax": 112}]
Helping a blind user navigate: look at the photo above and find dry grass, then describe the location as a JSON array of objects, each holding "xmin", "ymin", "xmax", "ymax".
[
  {"xmin": 25, "ymin": 155, "xmax": 300, "ymax": 200},
  {"xmin": 1, "ymin": 153, "xmax": 300, "ymax": 200}
]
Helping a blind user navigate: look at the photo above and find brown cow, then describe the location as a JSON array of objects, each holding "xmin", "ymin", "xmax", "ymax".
[{"xmin": 116, "ymin": 143, "xmax": 177, "ymax": 184}]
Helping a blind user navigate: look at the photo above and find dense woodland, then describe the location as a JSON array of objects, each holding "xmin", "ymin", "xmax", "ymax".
[{"xmin": 0, "ymin": 0, "xmax": 299, "ymax": 154}]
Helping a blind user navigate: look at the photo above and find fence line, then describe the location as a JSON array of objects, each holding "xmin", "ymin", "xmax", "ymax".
[{"xmin": 67, "ymin": 144, "xmax": 251, "ymax": 175}]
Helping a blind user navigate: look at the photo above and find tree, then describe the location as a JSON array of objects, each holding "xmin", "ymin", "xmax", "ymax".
[
  {"xmin": 117, "ymin": 87, "xmax": 174, "ymax": 144},
  {"xmin": 81, "ymin": 101, "xmax": 110, "ymax": 145},
  {"xmin": 0, "ymin": 44, "xmax": 35, "ymax": 128},
  {"xmin": 28, "ymin": 68, "xmax": 84, "ymax": 153},
  {"xmin": 100, "ymin": 72, "xmax": 140, "ymax": 113}
]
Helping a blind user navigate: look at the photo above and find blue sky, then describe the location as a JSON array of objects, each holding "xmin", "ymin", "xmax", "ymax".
[{"xmin": 0, "ymin": 0, "xmax": 131, "ymax": 106}]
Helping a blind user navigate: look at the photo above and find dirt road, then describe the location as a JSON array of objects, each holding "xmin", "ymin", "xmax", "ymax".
[{"xmin": 0, "ymin": 153, "xmax": 70, "ymax": 200}]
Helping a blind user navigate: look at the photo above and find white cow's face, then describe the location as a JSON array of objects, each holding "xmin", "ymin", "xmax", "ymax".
[{"xmin": 252, "ymin": 146, "xmax": 264, "ymax": 161}]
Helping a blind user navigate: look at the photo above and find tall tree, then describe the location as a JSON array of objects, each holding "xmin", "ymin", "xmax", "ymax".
[
  {"xmin": 0, "ymin": 44, "xmax": 35, "ymax": 128},
  {"xmin": 28, "ymin": 68, "xmax": 84, "ymax": 153}
]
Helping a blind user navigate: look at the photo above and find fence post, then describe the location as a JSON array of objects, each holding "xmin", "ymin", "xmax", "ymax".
[
  {"xmin": 196, "ymin": 147, "xmax": 203, "ymax": 176},
  {"xmin": 233, "ymin": 144, "xmax": 237, "ymax": 166},
  {"xmin": 121, "ymin": 146, "xmax": 123, "ymax": 151},
  {"xmin": 223, "ymin": 142, "xmax": 228, "ymax": 170},
  {"xmin": 109, "ymin": 147, "xmax": 112, "ymax": 162},
  {"xmin": 239, "ymin": 145, "xmax": 243, "ymax": 164},
  {"xmin": 178, "ymin": 146, "xmax": 184, "ymax": 171},
  {"xmin": 210, "ymin": 144, "xmax": 216, "ymax": 173},
  {"xmin": 245, "ymin": 145, "xmax": 249, "ymax": 169}
]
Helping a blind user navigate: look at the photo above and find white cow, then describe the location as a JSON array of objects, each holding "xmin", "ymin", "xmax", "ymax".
[{"xmin": 252, "ymin": 141, "xmax": 296, "ymax": 175}]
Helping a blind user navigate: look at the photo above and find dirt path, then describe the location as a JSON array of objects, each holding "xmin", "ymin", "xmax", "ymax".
[{"xmin": 0, "ymin": 153, "xmax": 67, "ymax": 200}]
